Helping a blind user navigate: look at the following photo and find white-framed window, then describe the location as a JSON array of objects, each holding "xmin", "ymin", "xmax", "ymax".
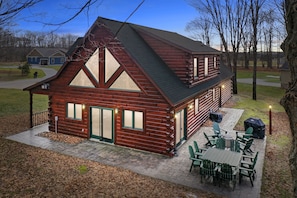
[
  {"xmin": 212, "ymin": 88, "xmax": 216, "ymax": 101},
  {"xmin": 214, "ymin": 56, "xmax": 217, "ymax": 69},
  {"xmin": 204, "ymin": 57, "xmax": 209, "ymax": 76},
  {"xmin": 194, "ymin": 98, "xmax": 199, "ymax": 114},
  {"xmin": 193, "ymin": 58, "xmax": 198, "ymax": 78},
  {"xmin": 123, "ymin": 110, "xmax": 143, "ymax": 130},
  {"xmin": 67, "ymin": 103, "xmax": 82, "ymax": 120}
]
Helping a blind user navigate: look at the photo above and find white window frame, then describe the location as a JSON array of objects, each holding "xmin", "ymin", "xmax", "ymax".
[
  {"xmin": 67, "ymin": 103, "xmax": 82, "ymax": 120},
  {"xmin": 204, "ymin": 57, "xmax": 209, "ymax": 76},
  {"xmin": 193, "ymin": 58, "xmax": 198, "ymax": 78},
  {"xmin": 212, "ymin": 88, "xmax": 216, "ymax": 101},
  {"xmin": 194, "ymin": 98, "xmax": 199, "ymax": 114},
  {"xmin": 123, "ymin": 110, "xmax": 143, "ymax": 131},
  {"xmin": 214, "ymin": 56, "xmax": 217, "ymax": 69}
]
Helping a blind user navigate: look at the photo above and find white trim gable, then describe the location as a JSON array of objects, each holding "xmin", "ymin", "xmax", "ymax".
[
  {"xmin": 85, "ymin": 48, "xmax": 99, "ymax": 82},
  {"xmin": 109, "ymin": 71, "xmax": 141, "ymax": 91},
  {"xmin": 105, "ymin": 48, "xmax": 120, "ymax": 83},
  {"xmin": 70, "ymin": 69, "xmax": 95, "ymax": 87}
]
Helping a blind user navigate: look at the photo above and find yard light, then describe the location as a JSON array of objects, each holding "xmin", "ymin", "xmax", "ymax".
[{"xmin": 269, "ymin": 105, "xmax": 272, "ymax": 135}]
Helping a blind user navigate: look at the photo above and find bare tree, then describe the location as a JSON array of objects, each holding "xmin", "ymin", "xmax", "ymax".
[
  {"xmin": 281, "ymin": 0, "xmax": 297, "ymax": 196},
  {"xmin": 0, "ymin": 0, "xmax": 42, "ymax": 27},
  {"xmin": 241, "ymin": 25, "xmax": 253, "ymax": 69},
  {"xmin": 262, "ymin": 9, "xmax": 275, "ymax": 69},
  {"xmin": 186, "ymin": 16, "xmax": 212, "ymax": 46},
  {"xmin": 187, "ymin": 0, "xmax": 249, "ymax": 94},
  {"xmin": 250, "ymin": 0, "xmax": 266, "ymax": 100}
]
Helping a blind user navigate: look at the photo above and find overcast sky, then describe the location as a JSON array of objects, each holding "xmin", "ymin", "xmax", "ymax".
[{"xmin": 14, "ymin": 0, "xmax": 197, "ymax": 37}]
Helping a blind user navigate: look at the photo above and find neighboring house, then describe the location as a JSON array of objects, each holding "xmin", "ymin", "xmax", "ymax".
[
  {"xmin": 280, "ymin": 61, "xmax": 291, "ymax": 89},
  {"xmin": 27, "ymin": 48, "xmax": 67, "ymax": 65},
  {"xmin": 24, "ymin": 17, "xmax": 233, "ymax": 157}
]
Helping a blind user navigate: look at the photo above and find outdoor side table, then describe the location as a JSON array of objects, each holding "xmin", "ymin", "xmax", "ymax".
[{"xmin": 223, "ymin": 134, "xmax": 233, "ymax": 149}]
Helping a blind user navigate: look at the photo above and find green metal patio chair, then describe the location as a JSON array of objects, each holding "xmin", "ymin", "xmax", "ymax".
[
  {"xmin": 218, "ymin": 163, "xmax": 238, "ymax": 191},
  {"xmin": 230, "ymin": 140, "xmax": 241, "ymax": 152},
  {"xmin": 236, "ymin": 127, "xmax": 254, "ymax": 144},
  {"xmin": 193, "ymin": 140, "xmax": 207, "ymax": 158},
  {"xmin": 239, "ymin": 138, "xmax": 254, "ymax": 154},
  {"xmin": 239, "ymin": 151, "xmax": 258, "ymax": 187},
  {"xmin": 212, "ymin": 122, "xmax": 227, "ymax": 137},
  {"xmin": 203, "ymin": 132, "xmax": 216, "ymax": 147},
  {"xmin": 188, "ymin": 145, "xmax": 202, "ymax": 172},
  {"xmin": 200, "ymin": 159, "xmax": 218, "ymax": 184},
  {"xmin": 215, "ymin": 138, "xmax": 225, "ymax": 150},
  {"xmin": 241, "ymin": 152, "xmax": 259, "ymax": 172}
]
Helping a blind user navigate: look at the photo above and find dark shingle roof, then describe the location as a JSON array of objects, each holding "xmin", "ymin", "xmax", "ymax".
[
  {"xmin": 132, "ymin": 25, "xmax": 220, "ymax": 54},
  {"xmin": 99, "ymin": 17, "xmax": 232, "ymax": 106},
  {"xmin": 30, "ymin": 48, "xmax": 66, "ymax": 57}
]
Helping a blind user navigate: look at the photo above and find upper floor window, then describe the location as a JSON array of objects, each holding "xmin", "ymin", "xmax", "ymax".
[
  {"xmin": 204, "ymin": 57, "xmax": 209, "ymax": 76},
  {"xmin": 194, "ymin": 98, "xmax": 199, "ymax": 114},
  {"xmin": 193, "ymin": 58, "xmax": 198, "ymax": 78},
  {"xmin": 214, "ymin": 56, "xmax": 217, "ymax": 69}
]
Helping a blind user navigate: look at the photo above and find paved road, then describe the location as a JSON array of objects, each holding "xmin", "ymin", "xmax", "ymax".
[
  {"xmin": 237, "ymin": 78, "xmax": 280, "ymax": 87},
  {"xmin": 0, "ymin": 65, "xmax": 57, "ymax": 89}
]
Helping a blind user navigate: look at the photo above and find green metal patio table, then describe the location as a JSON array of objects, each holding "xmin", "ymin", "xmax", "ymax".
[{"xmin": 201, "ymin": 147, "xmax": 242, "ymax": 167}]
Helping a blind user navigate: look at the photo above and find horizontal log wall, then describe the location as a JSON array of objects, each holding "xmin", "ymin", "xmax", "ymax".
[
  {"xmin": 138, "ymin": 31, "xmax": 221, "ymax": 87},
  {"xmin": 186, "ymin": 80, "xmax": 232, "ymax": 139},
  {"xmin": 46, "ymin": 24, "xmax": 175, "ymax": 156},
  {"xmin": 138, "ymin": 31, "xmax": 190, "ymax": 85}
]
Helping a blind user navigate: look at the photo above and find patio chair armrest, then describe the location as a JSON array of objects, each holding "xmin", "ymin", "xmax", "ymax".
[
  {"xmin": 239, "ymin": 166, "xmax": 253, "ymax": 172},
  {"xmin": 190, "ymin": 157, "xmax": 202, "ymax": 162},
  {"xmin": 243, "ymin": 134, "xmax": 253, "ymax": 138},
  {"xmin": 195, "ymin": 152, "xmax": 204, "ymax": 157},
  {"xmin": 241, "ymin": 160, "xmax": 253, "ymax": 166},
  {"xmin": 242, "ymin": 154, "xmax": 254, "ymax": 160}
]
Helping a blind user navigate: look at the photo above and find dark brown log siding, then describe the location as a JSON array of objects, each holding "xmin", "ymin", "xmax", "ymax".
[
  {"xmin": 138, "ymin": 31, "xmax": 220, "ymax": 87},
  {"xmin": 46, "ymin": 24, "xmax": 175, "ymax": 156},
  {"xmin": 186, "ymin": 79, "xmax": 232, "ymax": 138},
  {"xmin": 29, "ymin": 21, "xmax": 232, "ymax": 157},
  {"xmin": 138, "ymin": 31, "xmax": 190, "ymax": 85}
]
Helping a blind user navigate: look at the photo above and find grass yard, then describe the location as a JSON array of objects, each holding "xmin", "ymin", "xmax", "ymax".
[
  {"xmin": 233, "ymin": 83, "xmax": 285, "ymax": 127},
  {"xmin": 237, "ymin": 70, "xmax": 280, "ymax": 83},
  {"xmin": 231, "ymin": 83, "xmax": 293, "ymax": 197},
  {"xmin": 0, "ymin": 89, "xmax": 48, "ymax": 117},
  {"xmin": 0, "ymin": 67, "xmax": 45, "ymax": 81}
]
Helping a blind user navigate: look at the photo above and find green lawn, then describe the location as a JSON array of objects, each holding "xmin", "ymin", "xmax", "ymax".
[
  {"xmin": 237, "ymin": 70, "xmax": 280, "ymax": 83},
  {"xmin": 0, "ymin": 89, "xmax": 48, "ymax": 117},
  {"xmin": 0, "ymin": 68, "xmax": 45, "ymax": 81},
  {"xmin": 234, "ymin": 83, "xmax": 285, "ymax": 127}
]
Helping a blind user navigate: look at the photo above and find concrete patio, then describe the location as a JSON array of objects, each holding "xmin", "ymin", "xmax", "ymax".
[{"xmin": 6, "ymin": 107, "xmax": 266, "ymax": 198}]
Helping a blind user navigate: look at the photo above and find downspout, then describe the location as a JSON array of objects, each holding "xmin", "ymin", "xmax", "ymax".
[{"xmin": 29, "ymin": 92, "xmax": 33, "ymax": 128}]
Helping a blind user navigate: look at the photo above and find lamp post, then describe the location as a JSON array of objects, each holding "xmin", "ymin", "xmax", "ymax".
[{"xmin": 269, "ymin": 105, "xmax": 272, "ymax": 135}]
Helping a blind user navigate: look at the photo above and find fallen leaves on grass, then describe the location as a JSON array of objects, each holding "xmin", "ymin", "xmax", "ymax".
[{"xmin": 0, "ymin": 138, "xmax": 221, "ymax": 198}]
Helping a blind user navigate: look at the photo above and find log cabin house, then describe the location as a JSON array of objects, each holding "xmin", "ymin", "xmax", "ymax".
[{"xmin": 24, "ymin": 17, "xmax": 233, "ymax": 157}]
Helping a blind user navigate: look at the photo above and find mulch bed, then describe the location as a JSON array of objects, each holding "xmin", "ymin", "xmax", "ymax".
[{"xmin": 37, "ymin": 131, "xmax": 85, "ymax": 144}]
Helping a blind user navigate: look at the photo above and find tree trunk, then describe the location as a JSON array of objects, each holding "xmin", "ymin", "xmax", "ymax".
[{"xmin": 281, "ymin": 0, "xmax": 297, "ymax": 196}]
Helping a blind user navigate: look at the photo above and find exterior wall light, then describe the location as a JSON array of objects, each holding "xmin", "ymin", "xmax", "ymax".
[{"xmin": 41, "ymin": 83, "xmax": 50, "ymax": 90}]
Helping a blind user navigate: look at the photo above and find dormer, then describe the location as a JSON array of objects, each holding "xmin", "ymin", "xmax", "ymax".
[
  {"xmin": 132, "ymin": 25, "xmax": 221, "ymax": 87},
  {"xmin": 190, "ymin": 53, "xmax": 220, "ymax": 87}
]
